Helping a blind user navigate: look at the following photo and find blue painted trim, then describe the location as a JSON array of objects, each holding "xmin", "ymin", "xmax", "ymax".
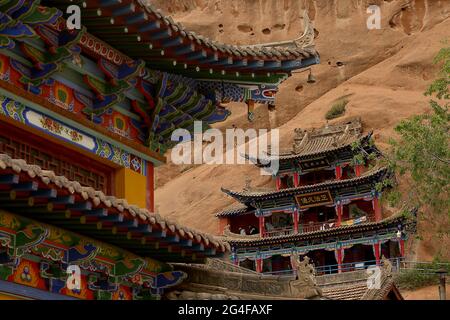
[
  {"xmin": 186, "ymin": 50, "xmax": 207, "ymax": 61},
  {"xmin": 138, "ymin": 21, "xmax": 161, "ymax": 33},
  {"xmin": 174, "ymin": 44, "xmax": 195, "ymax": 55},
  {"xmin": 162, "ymin": 37, "xmax": 184, "ymax": 48},
  {"xmin": 126, "ymin": 12, "xmax": 148, "ymax": 25},
  {"xmin": 149, "ymin": 29, "xmax": 172, "ymax": 41}
]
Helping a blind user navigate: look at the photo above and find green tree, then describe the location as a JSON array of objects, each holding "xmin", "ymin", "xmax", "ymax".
[{"xmin": 387, "ymin": 44, "xmax": 449, "ymax": 234}]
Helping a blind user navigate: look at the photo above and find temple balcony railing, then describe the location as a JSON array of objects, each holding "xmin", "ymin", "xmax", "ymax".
[
  {"xmin": 300, "ymin": 215, "xmax": 376, "ymax": 233},
  {"xmin": 261, "ymin": 257, "xmax": 405, "ymax": 278},
  {"xmin": 263, "ymin": 227, "xmax": 296, "ymax": 238},
  {"xmin": 262, "ymin": 214, "xmax": 376, "ymax": 238}
]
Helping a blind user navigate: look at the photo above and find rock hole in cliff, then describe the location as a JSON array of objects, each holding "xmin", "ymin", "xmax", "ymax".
[
  {"xmin": 273, "ymin": 23, "xmax": 285, "ymax": 31},
  {"xmin": 237, "ymin": 24, "xmax": 253, "ymax": 33},
  {"xmin": 295, "ymin": 84, "xmax": 304, "ymax": 93},
  {"xmin": 262, "ymin": 28, "xmax": 271, "ymax": 35}
]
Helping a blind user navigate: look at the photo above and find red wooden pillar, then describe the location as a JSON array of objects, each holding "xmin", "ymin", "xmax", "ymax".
[
  {"xmin": 354, "ymin": 164, "xmax": 363, "ymax": 177},
  {"xmin": 256, "ymin": 258, "xmax": 263, "ymax": 273},
  {"xmin": 335, "ymin": 202, "xmax": 343, "ymax": 226},
  {"xmin": 399, "ymin": 239, "xmax": 405, "ymax": 257},
  {"xmin": 276, "ymin": 176, "xmax": 281, "ymax": 190},
  {"xmin": 373, "ymin": 242, "xmax": 381, "ymax": 265},
  {"xmin": 259, "ymin": 215, "xmax": 265, "ymax": 237},
  {"xmin": 372, "ymin": 196, "xmax": 382, "ymax": 222},
  {"xmin": 336, "ymin": 248, "xmax": 344, "ymax": 273},
  {"xmin": 335, "ymin": 165, "xmax": 342, "ymax": 180},
  {"xmin": 218, "ymin": 217, "xmax": 230, "ymax": 235},
  {"xmin": 293, "ymin": 173, "xmax": 300, "ymax": 187},
  {"xmin": 293, "ymin": 209, "xmax": 299, "ymax": 234},
  {"xmin": 146, "ymin": 161, "xmax": 155, "ymax": 212}
]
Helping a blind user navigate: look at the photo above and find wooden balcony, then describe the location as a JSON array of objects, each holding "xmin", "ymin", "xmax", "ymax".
[{"xmin": 263, "ymin": 215, "xmax": 376, "ymax": 238}]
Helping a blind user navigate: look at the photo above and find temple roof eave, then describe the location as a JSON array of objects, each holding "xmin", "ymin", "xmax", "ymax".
[
  {"xmin": 249, "ymin": 132, "xmax": 378, "ymax": 167},
  {"xmin": 46, "ymin": 1, "xmax": 319, "ymax": 77},
  {"xmin": 0, "ymin": 153, "xmax": 230, "ymax": 261},
  {"xmin": 221, "ymin": 166, "xmax": 391, "ymax": 204}
]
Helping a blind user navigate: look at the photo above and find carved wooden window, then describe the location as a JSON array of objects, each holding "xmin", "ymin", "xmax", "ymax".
[{"xmin": 0, "ymin": 130, "xmax": 113, "ymax": 194}]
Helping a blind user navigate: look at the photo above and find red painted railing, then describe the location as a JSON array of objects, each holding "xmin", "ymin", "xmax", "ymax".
[
  {"xmin": 262, "ymin": 215, "xmax": 376, "ymax": 238},
  {"xmin": 263, "ymin": 228, "xmax": 296, "ymax": 238}
]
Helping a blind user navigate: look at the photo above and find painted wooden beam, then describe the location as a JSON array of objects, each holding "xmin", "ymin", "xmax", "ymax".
[
  {"xmin": 180, "ymin": 239, "xmax": 193, "ymax": 247},
  {"xmin": 165, "ymin": 234, "xmax": 180, "ymax": 243},
  {"xmin": 86, "ymin": 208, "xmax": 109, "ymax": 217},
  {"xmin": 100, "ymin": 213, "xmax": 124, "ymax": 222},
  {"xmin": 30, "ymin": 189, "xmax": 57, "ymax": 198},
  {"xmin": 67, "ymin": 202, "xmax": 93, "ymax": 211},
  {"xmin": 185, "ymin": 50, "xmax": 207, "ymax": 61},
  {"xmin": 99, "ymin": 0, "xmax": 124, "ymax": 7},
  {"xmin": 211, "ymin": 57, "xmax": 233, "ymax": 66},
  {"xmin": 13, "ymin": 181, "xmax": 39, "ymax": 192},
  {"xmin": 174, "ymin": 44, "xmax": 196, "ymax": 55},
  {"xmin": 223, "ymin": 59, "xmax": 248, "ymax": 69},
  {"xmin": 147, "ymin": 229, "xmax": 167, "ymax": 238},
  {"xmin": 116, "ymin": 218, "xmax": 139, "ymax": 228},
  {"xmin": 204, "ymin": 248, "xmax": 216, "ymax": 256},
  {"xmin": 129, "ymin": 224, "xmax": 153, "ymax": 233},
  {"xmin": 51, "ymin": 195, "xmax": 75, "ymax": 205},
  {"xmin": 161, "ymin": 37, "xmax": 184, "ymax": 48},
  {"xmin": 201, "ymin": 52, "xmax": 219, "ymax": 64},
  {"xmin": 247, "ymin": 60, "xmax": 265, "ymax": 68},
  {"xmin": 148, "ymin": 29, "xmax": 172, "ymax": 41},
  {"xmin": 112, "ymin": 3, "xmax": 136, "ymax": 16},
  {"xmin": 192, "ymin": 243, "xmax": 205, "ymax": 251},
  {"xmin": 139, "ymin": 21, "xmax": 161, "ymax": 33},
  {"xmin": 0, "ymin": 174, "xmax": 19, "ymax": 184}
]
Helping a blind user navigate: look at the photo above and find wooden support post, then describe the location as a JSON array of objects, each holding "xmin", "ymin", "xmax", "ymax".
[
  {"xmin": 276, "ymin": 176, "xmax": 281, "ymax": 190},
  {"xmin": 218, "ymin": 217, "xmax": 230, "ymax": 235},
  {"xmin": 354, "ymin": 164, "xmax": 363, "ymax": 177},
  {"xmin": 372, "ymin": 196, "xmax": 382, "ymax": 222},
  {"xmin": 336, "ymin": 248, "xmax": 343, "ymax": 273},
  {"xmin": 259, "ymin": 215, "xmax": 265, "ymax": 237},
  {"xmin": 293, "ymin": 173, "xmax": 300, "ymax": 187},
  {"xmin": 399, "ymin": 239, "xmax": 405, "ymax": 257},
  {"xmin": 335, "ymin": 202, "xmax": 343, "ymax": 227},
  {"xmin": 373, "ymin": 242, "xmax": 381, "ymax": 266},
  {"xmin": 256, "ymin": 258, "xmax": 263, "ymax": 273},
  {"xmin": 293, "ymin": 209, "xmax": 299, "ymax": 234},
  {"xmin": 335, "ymin": 165, "xmax": 342, "ymax": 180}
]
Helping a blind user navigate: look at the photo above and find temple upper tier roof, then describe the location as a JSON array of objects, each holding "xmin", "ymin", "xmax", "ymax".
[
  {"xmin": 249, "ymin": 118, "xmax": 379, "ymax": 166},
  {"xmin": 0, "ymin": 153, "xmax": 229, "ymax": 262},
  {"xmin": 221, "ymin": 166, "xmax": 391, "ymax": 204},
  {"xmin": 44, "ymin": 1, "xmax": 319, "ymax": 82}
]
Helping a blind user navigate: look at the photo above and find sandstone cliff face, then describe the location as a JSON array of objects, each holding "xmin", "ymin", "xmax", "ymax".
[{"xmin": 149, "ymin": 0, "xmax": 450, "ymax": 260}]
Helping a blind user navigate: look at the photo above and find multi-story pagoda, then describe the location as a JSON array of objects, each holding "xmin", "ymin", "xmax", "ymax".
[
  {"xmin": 0, "ymin": 1, "xmax": 318, "ymax": 299},
  {"xmin": 217, "ymin": 118, "xmax": 417, "ymax": 275}
]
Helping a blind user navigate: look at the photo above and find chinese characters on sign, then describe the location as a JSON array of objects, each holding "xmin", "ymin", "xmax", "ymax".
[
  {"xmin": 299, "ymin": 158, "xmax": 329, "ymax": 171},
  {"xmin": 295, "ymin": 190, "xmax": 334, "ymax": 209}
]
